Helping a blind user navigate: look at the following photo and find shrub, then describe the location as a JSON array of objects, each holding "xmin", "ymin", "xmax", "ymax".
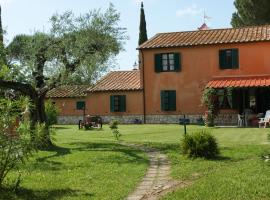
[
  {"xmin": 0, "ymin": 97, "xmax": 42, "ymax": 188},
  {"xmin": 201, "ymin": 88, "xmax": 219, "ymax": 127},
  {"xmin": 109, "ymin": 120, "xmax": 121, "ymax": 140},
  {"xmin": 45, "ymin": 100, "xmax": 58, "ymax": 126},
  {"xmin": 109, "ymin": 120, "xmax": 118, "ymax": 129},
  {"xmin": 181, "ymin": 130, "xmax": 219, "ymax": 159}
]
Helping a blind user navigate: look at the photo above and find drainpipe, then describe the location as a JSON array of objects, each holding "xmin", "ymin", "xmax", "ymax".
[{"xmin": 139, "ymin": 49, "xmax": 146, "ymax": 124}]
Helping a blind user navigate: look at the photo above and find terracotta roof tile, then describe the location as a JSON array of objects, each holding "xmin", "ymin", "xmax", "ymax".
[
  {"xmin": 138, "ymin": 25, "xmax": 270, "ymax": 49},
  {"xmin": 88, "ymin": 70, "xmax": 142, "ymax": 92},
  {"xmin": 46, "ymin": 85, "xmax": 89, "ymax": 98},
  {"xmin": 207, "ymin": 75, "xmax": 270, "ymax": 88}
]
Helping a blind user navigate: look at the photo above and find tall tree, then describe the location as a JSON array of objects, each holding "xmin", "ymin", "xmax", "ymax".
[
  {"xmin": 0, "ymin": 5, "xmax": 6, "ymax": 66},
  {"xmin": 0, "ymin": 4, "xmax": 126, "ymax": 146},
  {"xmin": 138, "ymin": 2, "xmax": 148, "ymax": 45},
  {"xmin": 231, "ymin": 0, "xmax": 270, "ymax": 27}
]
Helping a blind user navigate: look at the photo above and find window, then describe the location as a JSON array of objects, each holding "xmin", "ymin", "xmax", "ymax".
[
  {"xmin": 219, "ymin": 49, "xmax": 239, "ymax": 69},
  {"xmin": 161, "ymin": 90, "xmax": 176, "ymax": 111},
  {"xmin": 76, "ymin": 101, "xmax": 85, "ymax": 110},
  {"xmin": 155, "ymin": 53, "xmax": 181, "ymax": 72},
  {"xmin": 110, "ymin": 95, "xmax": 126, "ymax": 112}
]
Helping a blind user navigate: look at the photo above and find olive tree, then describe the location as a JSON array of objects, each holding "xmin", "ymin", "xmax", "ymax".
[{"xmin": 0, "ymin": 4, "xmax": 127, "ymax": 146}]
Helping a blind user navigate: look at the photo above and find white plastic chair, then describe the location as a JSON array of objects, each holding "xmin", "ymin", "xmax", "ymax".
[
  {"xmin": 237, "ymin": 114, "xmax": 244, "ymax": 127},
  {"xmin": 258, "ymin": 110, "xmax": 270, "ymax": 128}
]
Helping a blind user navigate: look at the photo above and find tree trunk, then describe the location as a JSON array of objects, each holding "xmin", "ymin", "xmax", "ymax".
[
  {"xmin": 0, "ymin": 79, "xmax": 53, "ymax": 148},
  {"xmin": 30, "ymin": 92, "xmax": 53, "ymax": 148}
]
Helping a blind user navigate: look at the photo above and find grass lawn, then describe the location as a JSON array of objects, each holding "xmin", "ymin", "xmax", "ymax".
[
  {"xmin": 1, "ymin": 126, "xmax": 148, "ymax": 200},
  {"xmin": 2, "ymin": 124, "xmax": 270, "ymax": 200}
]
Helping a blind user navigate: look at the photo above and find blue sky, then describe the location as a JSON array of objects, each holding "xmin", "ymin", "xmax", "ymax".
[{"xmin": 1, "ymin": 0, "xmax": 235, "ymax": 71}]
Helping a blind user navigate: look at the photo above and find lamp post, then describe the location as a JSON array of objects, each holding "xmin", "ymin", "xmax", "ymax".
[{"xmin": 183, "ymin": 114, "xmax": 187, "ymax": 136}]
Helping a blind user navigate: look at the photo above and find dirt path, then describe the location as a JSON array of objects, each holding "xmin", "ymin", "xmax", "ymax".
[{"xmin": 121, "ymin": 143, "xmax": 191, "ymax": 200}]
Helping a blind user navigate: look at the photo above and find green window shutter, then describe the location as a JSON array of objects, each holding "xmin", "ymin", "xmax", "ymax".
[
  {"xmin": 110, "ymin": 96, "xmax": 115, "ymax": 112},
  {"xmin": 174, "ymin": 53, "xmax": 181, "ymax": 72},
  {"xmin": 120, "ymin": 95, "xmax": 126, "ymax": 112},
  {"xmin": 169, "ymin": 91, "xmax": 176, "ymax": 111},
  {"xmin": 219, "ymin": 50, "xmax": 226, "ymax": 69},
  {"xmin": 155, "ymin": 54, "xmax": 162, "ymax": 73},
  {"xmin": 161, "ymin": 91, "xmax": 165, "ymax": 111},
  {"xmin": 232, "ymin": 49, "xmax": 239, "ymax": 69},
  {"xmin": 76, "ymin": 101, "xmax": 85, "ymax": 110}
]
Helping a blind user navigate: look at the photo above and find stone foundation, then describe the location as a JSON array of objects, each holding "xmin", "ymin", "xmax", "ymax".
[
  {"xmin": 57, "ymin": 114, "xmax": 238, "ymax": 125},
  {"xmin": 145, "ymin": 115, "xmax": 203, "ymax": 124},
  {"xmin": 57, "ymin": 116, "xmax": 84, "ymax": 125},
  {"xmin": 57, "ymin": 115, "xmax": 144, "ymax": 125},
  {"xmin": 101, "ymin": 115, "xmax": 144, "ymax": 124},
  {"xmin": 214, "ymin": 114, "xmax": 238, "ymax": 126}
]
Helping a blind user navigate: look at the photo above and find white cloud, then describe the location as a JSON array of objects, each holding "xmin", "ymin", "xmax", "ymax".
[{"xmin": 176, "ymin": 4, "xmax": 203, "ymax": 18}]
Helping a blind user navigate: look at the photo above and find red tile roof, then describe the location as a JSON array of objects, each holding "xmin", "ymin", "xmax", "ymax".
[
  {"xmin": 206, "ymin": 75, "xmax": 270, "ymax": 88},
  {"xmin": 88, "ymin": 70, "xmax": 142, "ymax": 92},
  {"xmin": 138, "ymin": 25, "xmax": 270, "ymax": 49},
  {"xmin": 46, "ymin": 85, "xmax": 89, "ymax": 98}
]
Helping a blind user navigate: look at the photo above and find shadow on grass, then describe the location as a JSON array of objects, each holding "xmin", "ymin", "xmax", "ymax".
[
  {"xmin": 0, "ymin": 187, "xmax": 93, "ymax": 200},
  {"xmin": 36, "ymin": 145, "xmax": 71, "ymax": 164},
  {"xmin": 68, "ymin": 142, "xmax": 149, "ymax": 164},
  {"xmin": 36, "ymin": 142, "xmax": 148, "ymax": 166},
  {"xmin": 52, "ymin": 126, "xmax": 70, "ymax": 130}
]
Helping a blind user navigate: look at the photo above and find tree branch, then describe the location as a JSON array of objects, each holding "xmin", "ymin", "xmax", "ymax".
[{"xmin": 0, "ymin": 79, "xmax": 36, "ymax": 98}]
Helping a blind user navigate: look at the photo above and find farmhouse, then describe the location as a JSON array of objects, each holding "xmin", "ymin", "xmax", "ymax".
[
  {"xmin": 47, "ymin": 25, "xmax": 270, "ymax": 125},
  {"xmin": 46, "ymin": 85, "xmax": 89, "ymax": 124},
  {"xmin": 138, "ymin": 25, "xmax": 270, "ymax": 125},
  {"xmin": 85, "ymin": 70, "xmax": 144, "ymax": 123}
]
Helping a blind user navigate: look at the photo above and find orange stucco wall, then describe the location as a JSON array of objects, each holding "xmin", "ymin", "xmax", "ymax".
[
  {"xmin": 140, "ymin": 41, "xmax": 270, "ymax": 115},
  {"xmin": 48, "ymin": 97, "xmax": 86, "ymax": 116},
  {"xmin": 86, "ymin": 91, "xmax": 143, "ymax": 116}
]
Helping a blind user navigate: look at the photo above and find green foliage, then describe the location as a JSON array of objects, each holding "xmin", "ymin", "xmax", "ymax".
[
  {"xmin": 181, "ymin": 130, "xmax": 219, "ymax": 159},
  {"xmin": 109, "ymin": 120, "xmax": 121, "ymax": 140},
  {"xmin": 48, "ymin": 3, "xmax": 127, "ymax": 84},
  {"xmin": 6, "ymin": 3, "xmax": 127, "ymax": 85},
  {"xmin": 231, "ymin": 0, "xmax": 270, "ymax": 27},
  {"xmin": 45, "ymin": 101, "xmax": 58, "ymax": 126},
  {"xmin": 0, "ymin": 97, "xmax": 43, "ymax": 187},
  {"xmin": 138, "ymin": 2, "xmax": 148, "ymax": 45},
  {"xmin": 202, "ymin": 88, "xmax": 219, "ymax": 127}
]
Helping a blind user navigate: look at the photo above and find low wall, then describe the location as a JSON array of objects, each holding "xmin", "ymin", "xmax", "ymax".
[
  {"xmin": 57, "ymin": 115, "xmax": 144, "ymax": 125},
  {"xmin": 57, "ymin": 114, "xmax": 238, "ymax": 125},
  {"xmin": 57, "ymin": 116, "xmax": 84, "ymax": 125},
  {"xmin": 145, "ymin": 115, "xmax": 203, "ymax": 124},
  {"xmin": 214, "ymin": 114, "xmax": 238, "ymax": 126}
]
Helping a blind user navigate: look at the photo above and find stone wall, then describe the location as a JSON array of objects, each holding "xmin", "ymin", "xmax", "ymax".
[
  {"xmin": 57, "ymin": 115, "xmax": 144, "ymax": 125},
  {"xmin": 57, "ymin": 116, "xmax": 84, "ymax": 125},
  {"xmin": 101, "ymin": 115, "xmax": 144, "ymax": 124},
  {"xmin": 57, "ymin": 114, "xmax": 238, "ymax": 125},
  {"xmin": 214, "ymin": 114, "xmax": 238, "ymax": 126},
  {"xmin": 145, "ymin": 115, "xmax": 203, "ymax": 124}
]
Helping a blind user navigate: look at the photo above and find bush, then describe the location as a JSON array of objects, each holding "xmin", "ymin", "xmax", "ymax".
[
  {"xmin": 109, "ymin": 120, "xmax": 121, "ymax": 140},
  {"xmin": 181, "ymin": 130, "xmax": 219, "ymax": 159},
  {"xmin": 109, "ymin": 120, "xmax": 118, "ymax": 129},
  {"xmin": 45, "ymin": 100, "xmax": 58, "ymax": 126},
  {"xmin": 0, "ymin": 97, "xmax": 42, "ymax": 188}
]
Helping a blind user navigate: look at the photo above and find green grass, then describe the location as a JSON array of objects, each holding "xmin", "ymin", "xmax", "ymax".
[
  {"xmin": 2, "ymin": 124, "xmax": 270, "ymax": 200},
  {"xmin": 1, "ymin": 126, "xmax": 148, "ymax": 200}
]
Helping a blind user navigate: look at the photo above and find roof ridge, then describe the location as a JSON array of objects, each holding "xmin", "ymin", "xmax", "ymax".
[
  {"xmin": 153, "ymin": 24, "xmax": 270, "ymax": 35},
  {"xmin": 139, "ymin": 25, "xmax": 270, "ymax": 49}
]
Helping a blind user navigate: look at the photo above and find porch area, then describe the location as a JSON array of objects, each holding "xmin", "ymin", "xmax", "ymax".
[{"xmin": 207, "ymin": 75, "xmax": 270, "ymax": 127}]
